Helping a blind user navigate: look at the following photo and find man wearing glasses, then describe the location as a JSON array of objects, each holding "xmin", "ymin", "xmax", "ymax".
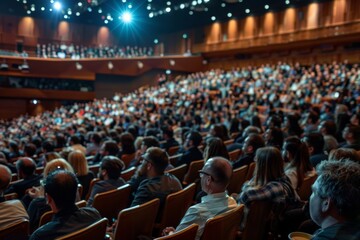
[
  {"xmin": 130, "ymin": 147, "xmax": 182, "ymax": 207},
  {"xmin": 163, "ymin": 157, "xmax": 237, "ymax": 240}
]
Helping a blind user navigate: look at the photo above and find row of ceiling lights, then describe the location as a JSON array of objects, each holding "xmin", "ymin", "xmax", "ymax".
[{"xmin": 15, "ymin": 0, "xmax": 292, "ymax": 24}]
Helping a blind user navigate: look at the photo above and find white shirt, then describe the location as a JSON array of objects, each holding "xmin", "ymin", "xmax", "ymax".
[{"xmin": 176, "ymin": 192, "xmax": 237, "ymax": 240}]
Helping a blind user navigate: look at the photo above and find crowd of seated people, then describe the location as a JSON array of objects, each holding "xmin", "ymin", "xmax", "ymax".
[
  {"xmin": 0, "ymin": 61, "xmax": 360, "ymax": 239},
  {"xmin": 35, "ymin": 43, "xmax": 154, "ymax": 59}
]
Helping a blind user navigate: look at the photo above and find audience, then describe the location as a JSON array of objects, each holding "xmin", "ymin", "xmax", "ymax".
[
  {"xmin": 283, "ymin": 137, "xmax": 316, "ymax": 190},
  {"xmin": 30, "ymin": 170, "xmax": 101, "ymax": 240},
  {"xmin": 87, "ymin": 156, "xmax": 125, "ymax": 206},
  {"xmin": 310, "ymin": 160, "xmax": 360, "ymax": 239},
  {"xmin": 176, "ymin": 131, "xmax": 203, "ymax": 166},
  {"xmin": 130, "ymin": 147, "xmax": 182, "ymax": 207},
  {"xmin": 163, "ymin": 157, "xmax": 236, "ymax": 240},
  {"xmin": 5, "ymin": 157, "xmax": 41, "ymax": 199},
  {"xmin": 68, "ymin": 150, "xmax": 95, "ymax": 199},
  {"xmin": 0, "ymin": 165, "xmax": 29, "ymax": 229}
]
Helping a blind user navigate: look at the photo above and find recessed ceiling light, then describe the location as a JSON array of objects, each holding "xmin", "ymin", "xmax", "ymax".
[
  {"xmin": 211, "ymin": 16, "xmax": 216, "ymax": 21},
  {"xmin": 285, "ymin": 0, "xmax": 290, "ymax": 4},
  {"xmin": 265, "ymin": 5, "xmax": 269, "ymax": 9},
  {"xmin": 227, "ymin": 12, "xmax": 232, "ymax": 18},
  {"xmin": 189, "ymin": 11, "xmax": 193, "ymax": 15},
  {"xmin": 245, "ymin": 9, "xmax": 250, "ymax": 13},
  {"xmin": 180, "ymin": 4, "xmax": 185, "ymax": 9},
  {"xmin": 165, "ymin": 7, "xmax": 171, "ymax": 12}
]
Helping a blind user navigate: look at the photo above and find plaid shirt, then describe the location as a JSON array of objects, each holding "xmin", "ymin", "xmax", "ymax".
[{"xmin": 238, "ymin": 177, "xmax": 291, "ymax": 206}]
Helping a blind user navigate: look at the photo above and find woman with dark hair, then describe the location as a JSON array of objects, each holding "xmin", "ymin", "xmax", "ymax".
[
  {"xmin": 264, "ymin": 127, "xmax": 284, "ymax": 150},
  {"xmin": 238, "ymin": 147, "xmax": 300, "ymax": 230},
  {"xmin": 203, "ymin": 137, "xmax": 229, "ymax": 161},
  {"xmin": 283, "ymin": 137, "xmax": 315, "ymax": 190},
  {"xmin": 284, "ymin": 114, "xmax": 303, "ymax": 137},
  {"xmin": 209, "ymin": 124, "xmax": 229, "ymax": 142},
  {"xmin": 118, "ymin": 132, "xmax": 136, "ymax": 159}
]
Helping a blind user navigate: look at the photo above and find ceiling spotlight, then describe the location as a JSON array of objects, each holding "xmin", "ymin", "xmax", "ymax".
[
  {"xmin": 165, "ymin": 7, "xmax": 171, "ymax": 13},
  {"xmin": 245, "ymin": 9, "xmax": 250, "ymax": 14},
  {"xmin": 154, "ymin": 39, "xmax": 159, "ymax": 44},
  {"xmin": 53, "ymin": 1, "xmax": 62, "ymax": 11},
  {"xmin": 189, "ymin": 11, "xmax": 193, "ymax": 15},
  {"xmin": 27, "ymin": 10, "xmax": 31, "ymax": 14},
  {"xmin": 211, "ymin": 16, "xmax": 216, "ymax": 21},
  {"xmin": 76, "ymin": 12, "xmax": 80, "ymax": 16},
  {"xmin": 227, "ymin": 12, "xmax": 232, "ymax": 18},
  {"xmin": 75, "ymin": 62, "xmax": 82, "ymax": 70},
  {"xmin": 31, "ymin": 99, "xmax": 39, "ymax": 105},
  {"xmin": 108, "ymin": 61, "xmax": 114, "ymax": 70},
  {"xmin": 221, "ymin": 3, "xmax": 226, "ymax": 7},
  {"xmin": 149, "ymin": 12, "xmax": 154, "ymax": 18},
  {"xmin": 180, "ymin": 3, "xmax": 185, "ymax": 9},
  {"xmin": 78, "ymin": 2, "xmax": 82, "ymax": 7},
  {"xmin": 121, "ymin": 12, "xmax": 132, "ymax": 23},
  {"xmin": 182, "ymin": 33, "xmax": 188, "ymax": 39},
  {"xmin": 285, "ymin": 0, "xmax": 290, "ymax": 4},
  {"xmin": 41, "ymin": 7, "xmax": 45, "ymax": 11},
  {"xmin": 166, "ymin": 1, "xmax": 171, "ymax": 5},
  {"xmin": 264, "ymin": 5, "xmax": 269, "ymax": 9},
  {"xmin": 165, "ymin": 70, "xmax": 171, "ymax": 75}
]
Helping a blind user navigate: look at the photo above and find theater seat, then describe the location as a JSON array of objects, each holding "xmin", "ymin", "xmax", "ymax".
[
  {"xmin": 55, "ymin": 218, "xmax": 108, "ymax": 240},
  {"xmin": 182, "ymin": 160, "xmax": 204, "ymax": 186},
  {"xmin": 227, "ymin": 165, "xmax": 248, "ymax": 195},
  {"xmin": 154, "ymin": 224, "xmax": 198, "ymax": 240},
  {"xmin": 166, "ymin": 164, "xmax": 187, "ymax": 182},
  {"xmin": 0, "ymin": 219, "xmax": 29, "ymax": 240}
]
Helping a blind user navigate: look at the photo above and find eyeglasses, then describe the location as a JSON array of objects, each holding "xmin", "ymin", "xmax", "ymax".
[{"xmin": 198, "ymin": 170, "xmax": 216, "ymax": 182}]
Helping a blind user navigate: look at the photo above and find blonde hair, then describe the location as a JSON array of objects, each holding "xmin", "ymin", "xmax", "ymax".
[
  {"xmin": 44, "ymin": 158, "xmax": 74, "ymax": 177},
  {"xmin": 68, "ymin": 151, "xmax": 89, "ymax": 176}
]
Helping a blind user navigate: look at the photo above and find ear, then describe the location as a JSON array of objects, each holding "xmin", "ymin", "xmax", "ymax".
[
  {"xmin": 308, "ymin": 146, "xmax": 314, "ymax": 154},
  {"xmin": 248, "ymin": 145, "xmax": 254, "ymax": 153},
  {"xmin": 321, "ymin": 197, "xmax": 331, "ymax": 212}
]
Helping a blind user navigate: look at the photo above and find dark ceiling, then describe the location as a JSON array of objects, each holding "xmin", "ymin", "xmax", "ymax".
[{"xmin": 0, "ymin": 0, "xmax": 329, "ymax": 34}]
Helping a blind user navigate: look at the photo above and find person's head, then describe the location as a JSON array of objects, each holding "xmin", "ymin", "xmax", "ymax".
[
  {"xmin": 203, "ymin": 137, "xmax": 229, "ymax": 161},
  {"xmin": 328, "ymin": 148, "xmax": 360, "ymax": 162},
  {"xmin": 44, "ymin": 152, "xmax": 62, "ymax": 165},
  {"xmin": 24, "ymin": 143, "xmax": 37, "ymax": 157},
  {"xmin": 100, "ymin": 140, "xmax": 119, "ymax": 157},
  {"xmin": 44, "ymin": 158, "xmax": 74, "ymax": 178},
  {"xmin": 141, "ymin": 136, "xmax": 160, "ymax": 154},
  {"xmin": 264, "ymin": 127, "xmax": 284, "ymax": 149},
  {"xmin": 90, "ymin": 132, "xmax": 102, "ymax": 145},
  {"xmin": 141, "ymin": 147, "xmax": 169, "ymax": 177},
  {"xmin": 0, "ymin": 165, "xmax": 11, "ymax": 194},
  {"xmin": 310, "ymin": 160, "xmax": 360, "ymax": 228},
  {"xmin": 350, "ymin": 113, "xmax": 360, "ymax": 126},
  {"xmin": 42, "ymin": 140, "xmax": 55, "ymax": 153},
  {"xmin": 162, "ymin": 127, "xmax": 174, "ymax": 140},
  {"xmin": 283, "ymin": 137, "xmax": 313, "ymax": 188},
  {"xmin": 99, "ymin": 156, "xmax": 124, "ymax": 180},
  {"xmin": 68, "ymin": 151, "xmax": 89, "ymax": 176},
  {"xmin": 43, "ymin": 170, "xmax": 78, "ymax": 212},
  {"xmin": 318, "ymin": 120, "xmax": 337, "ymax": 137},
  {"xmin": 266, "ymin": 115, "xmax": 282, "ymax": 128},
  {"xmin": 210, "ymin": 124, "xmax": 228, "ymax": 141},
  {"xmin": 342, "ymin": 124, "xmax": 360, "ymax": 144},
  {"xmin": 69, "ymin": 135, "xmax": 81, "ymax": 146},
  {"xmin": 323, "ymin": 135, "xmax": 338, "ymax": 154},
  {"xmin": 199, "ymin": 157, "xmax": 232, "ymax": 194},
  {"xmin": 16, "ymin": 157, "xmax": 36, "ymax": 179},
  {"xmin": 120, "ymin": 132, "xmax": 135, "ymax": 154},
  {"xmin": 253, "ymin": 147, "xmax": 284, "ymax": 187},
  {"xmin": 184, "ymin": 131, "xmax": 202, "ymax": 149},
  {"xmin": 242, "ymin": 133, "xmax": 265, "ymax": 155},
  {"xmin": 302, "ymin": 133, "xmax": 325, "ymax": 155},
  {"xmin": 9, "ymin": 140, "xmax": 20, "ymax": 153}
]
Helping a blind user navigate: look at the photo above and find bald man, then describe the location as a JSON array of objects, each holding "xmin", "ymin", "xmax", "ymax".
[
  {"xmin": 163, "ymin": 157, "xmax": 237, "ymax": 240},
  {"xmin": 0, "ymin": 165, "xmax": 29, "ymax": 229},
  {"xmin": 6, "ymin": 157, "xmax": 42, "ymax": 199}
]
